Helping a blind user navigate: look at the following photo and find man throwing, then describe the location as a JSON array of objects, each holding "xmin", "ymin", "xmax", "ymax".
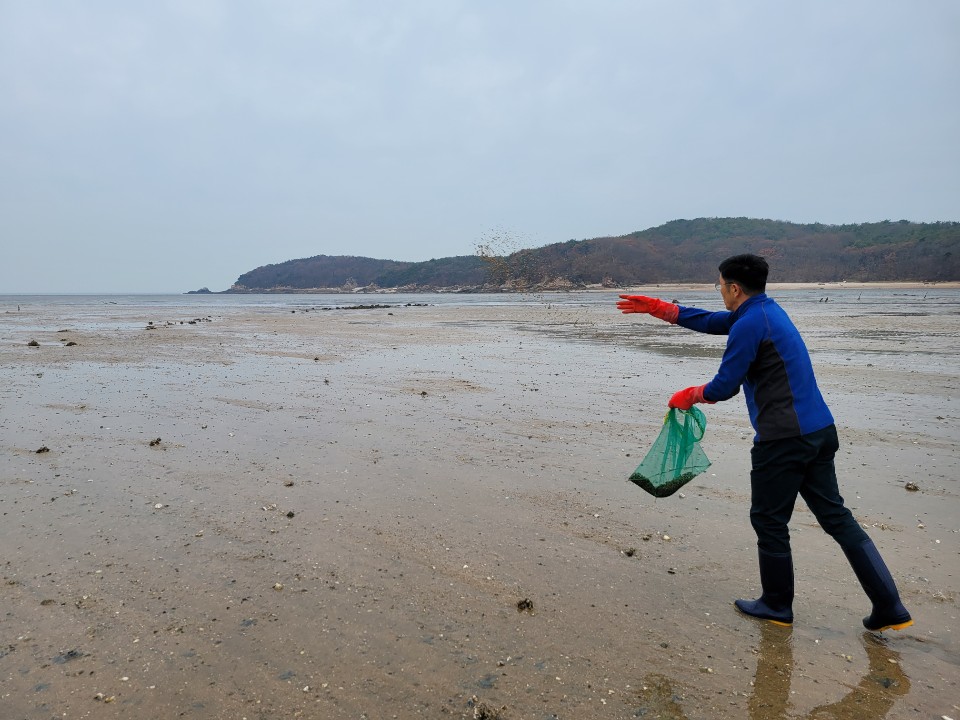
[{"xmin": 617, "ymin": 254, "xmax": 912, "ymax": 632}]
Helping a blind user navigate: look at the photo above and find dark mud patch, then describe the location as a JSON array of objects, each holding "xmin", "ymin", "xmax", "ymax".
[{"xmin": 52, "ymin": 649, "xmax": 86, "ymax": 664}]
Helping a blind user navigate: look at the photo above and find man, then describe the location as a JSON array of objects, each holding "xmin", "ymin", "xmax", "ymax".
[{"xmin": 616, "ymin": 254, "xmax": 912, "ymax": 631}]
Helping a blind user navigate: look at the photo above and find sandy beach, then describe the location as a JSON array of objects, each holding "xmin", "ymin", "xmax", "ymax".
[{"xmin": 1, "ymin": 290, "xmax": 957, "ymax": 719}]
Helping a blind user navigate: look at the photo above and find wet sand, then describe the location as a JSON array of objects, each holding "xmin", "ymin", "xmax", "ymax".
[{"xmin": 1, "ymin": 294, "xmax": 958, "ymax": 719}]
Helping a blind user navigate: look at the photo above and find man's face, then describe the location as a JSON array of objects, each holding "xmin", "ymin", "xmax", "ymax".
[{"xmin": 718, "ymin": 275, "xmax": 735, "ymax": 311}]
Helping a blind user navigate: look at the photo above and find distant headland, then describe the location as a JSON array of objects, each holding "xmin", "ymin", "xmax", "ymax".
[{"xmin": 188, "ymin": 217, "xmax": 960, "ymax": 294}]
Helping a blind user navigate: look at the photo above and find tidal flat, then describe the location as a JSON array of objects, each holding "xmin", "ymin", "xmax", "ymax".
[{"xmin": 1, "ymin": 290, "xmax": 957, "ymax": 719}]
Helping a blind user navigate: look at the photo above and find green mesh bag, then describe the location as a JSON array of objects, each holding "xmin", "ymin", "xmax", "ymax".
[{"xmin": 629, "ymin": 407, "xmax": 711, "ymax": 498}]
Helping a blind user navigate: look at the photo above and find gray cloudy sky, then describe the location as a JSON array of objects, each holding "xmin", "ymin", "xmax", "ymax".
[{"xmin": 2, "ymin": 1, "xmax": 958, "ymax": 293}]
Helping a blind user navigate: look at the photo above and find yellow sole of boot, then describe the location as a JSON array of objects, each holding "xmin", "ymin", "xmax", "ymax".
[{"xmin": 871, "ymin": 619, "xmax": 914, "ymax": 632}]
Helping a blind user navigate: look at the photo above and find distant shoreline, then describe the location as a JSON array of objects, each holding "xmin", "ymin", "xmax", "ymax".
[{"xmin": 210, "ymin": 280, "xmax": 960, "ymax": 295}]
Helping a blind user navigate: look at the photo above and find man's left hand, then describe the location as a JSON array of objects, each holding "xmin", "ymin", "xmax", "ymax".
[{"xmin": 668, "ymin": 384, "xmax": 712, "ymax": 410}]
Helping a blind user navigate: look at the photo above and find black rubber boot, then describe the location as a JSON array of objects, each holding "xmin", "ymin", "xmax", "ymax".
[
  {"xmin": 735, "ymin": 549, "xmax": 794, "ymax": 626},
  {"xmin": 843, "ymin": 539, "xmax": 913, "ymax": 632}
]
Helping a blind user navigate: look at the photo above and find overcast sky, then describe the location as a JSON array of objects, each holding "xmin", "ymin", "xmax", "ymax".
[{"xmin": 2, "ymin": 1, "xmax": 958, "ymax": 293}]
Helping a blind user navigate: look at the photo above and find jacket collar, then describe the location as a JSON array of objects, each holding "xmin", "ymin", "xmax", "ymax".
[{"xmin": 731, "ymin": 292, "xmax": 767, "ymax": 320}]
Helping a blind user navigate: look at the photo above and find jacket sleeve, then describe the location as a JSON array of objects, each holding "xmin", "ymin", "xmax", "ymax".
[
  {"xmin": 703, "ymin": 316, "xmax": 761, "ymax": 401},
  {"xmin": 676, "ymin": 306, "xmax": 734, "ymax": 335}
]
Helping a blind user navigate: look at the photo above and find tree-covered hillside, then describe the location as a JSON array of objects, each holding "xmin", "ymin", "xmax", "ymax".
[
  {"xmin": 513, "ymin": 218, "xmax": 959, "ymax": 284},
  {"xmin": 226, "ymin": 218, "xmax": 960, "ymax": 291},
  {"xmin": 233, "ymin": 255, "xmax": 413, "ymax": 290}
]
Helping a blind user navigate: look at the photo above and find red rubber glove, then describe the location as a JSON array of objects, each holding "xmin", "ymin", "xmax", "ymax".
[
  {"xmin": 616, "ymin": 295, "xmax": 679, "ymax": 323},
  {"xmin": 668, "ymin": 384, "xmax": 714, "ymax": 410}
]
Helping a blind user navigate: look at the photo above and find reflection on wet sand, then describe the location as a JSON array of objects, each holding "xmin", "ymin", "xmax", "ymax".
[
  {"xmin": 748, "ymin": 623, "xmax": 794, "ymax": 719},
  {"xmin": 637, "ymin": 625, "xmax": 910, "ymax": 720},
  {"xmin": 801, "ymin": 632, "xmax": 910, "ymax": 720}
]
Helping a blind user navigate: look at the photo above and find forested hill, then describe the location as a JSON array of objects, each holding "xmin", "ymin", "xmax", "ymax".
[{"xmin": 225, "ymin": 218, "xmax": 960, "ymax": 292}]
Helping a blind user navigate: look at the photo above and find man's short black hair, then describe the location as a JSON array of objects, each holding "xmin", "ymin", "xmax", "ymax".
[{"xmin": 719, "ymin": 254, "xmax": 768, "ymax": 294}]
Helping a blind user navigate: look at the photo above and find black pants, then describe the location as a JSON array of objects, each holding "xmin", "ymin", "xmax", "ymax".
[{"xmin": 750, "ymin": 424, "xmax": 868, "ymax": 555}]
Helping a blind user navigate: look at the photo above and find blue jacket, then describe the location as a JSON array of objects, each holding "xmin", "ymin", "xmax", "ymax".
[{"xmin": 676, "ymin": 293, "xmax": 834, "ymax": 441}]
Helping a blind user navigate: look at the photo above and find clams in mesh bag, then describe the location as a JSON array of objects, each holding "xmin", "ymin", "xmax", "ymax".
[{"xmin": 629, "ymin": 407, "xmax": 711, "ymax": 497}]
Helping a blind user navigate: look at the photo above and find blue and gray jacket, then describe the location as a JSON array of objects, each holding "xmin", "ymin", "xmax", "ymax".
[{"xmin": 676, "ymin": 293, "xmax": 834, "ymax": 441}]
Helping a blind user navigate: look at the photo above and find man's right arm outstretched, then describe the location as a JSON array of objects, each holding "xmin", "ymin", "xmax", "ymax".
[{"xmin": 617, "ymin": 294, "xmax": 733, "ymax": 335}]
